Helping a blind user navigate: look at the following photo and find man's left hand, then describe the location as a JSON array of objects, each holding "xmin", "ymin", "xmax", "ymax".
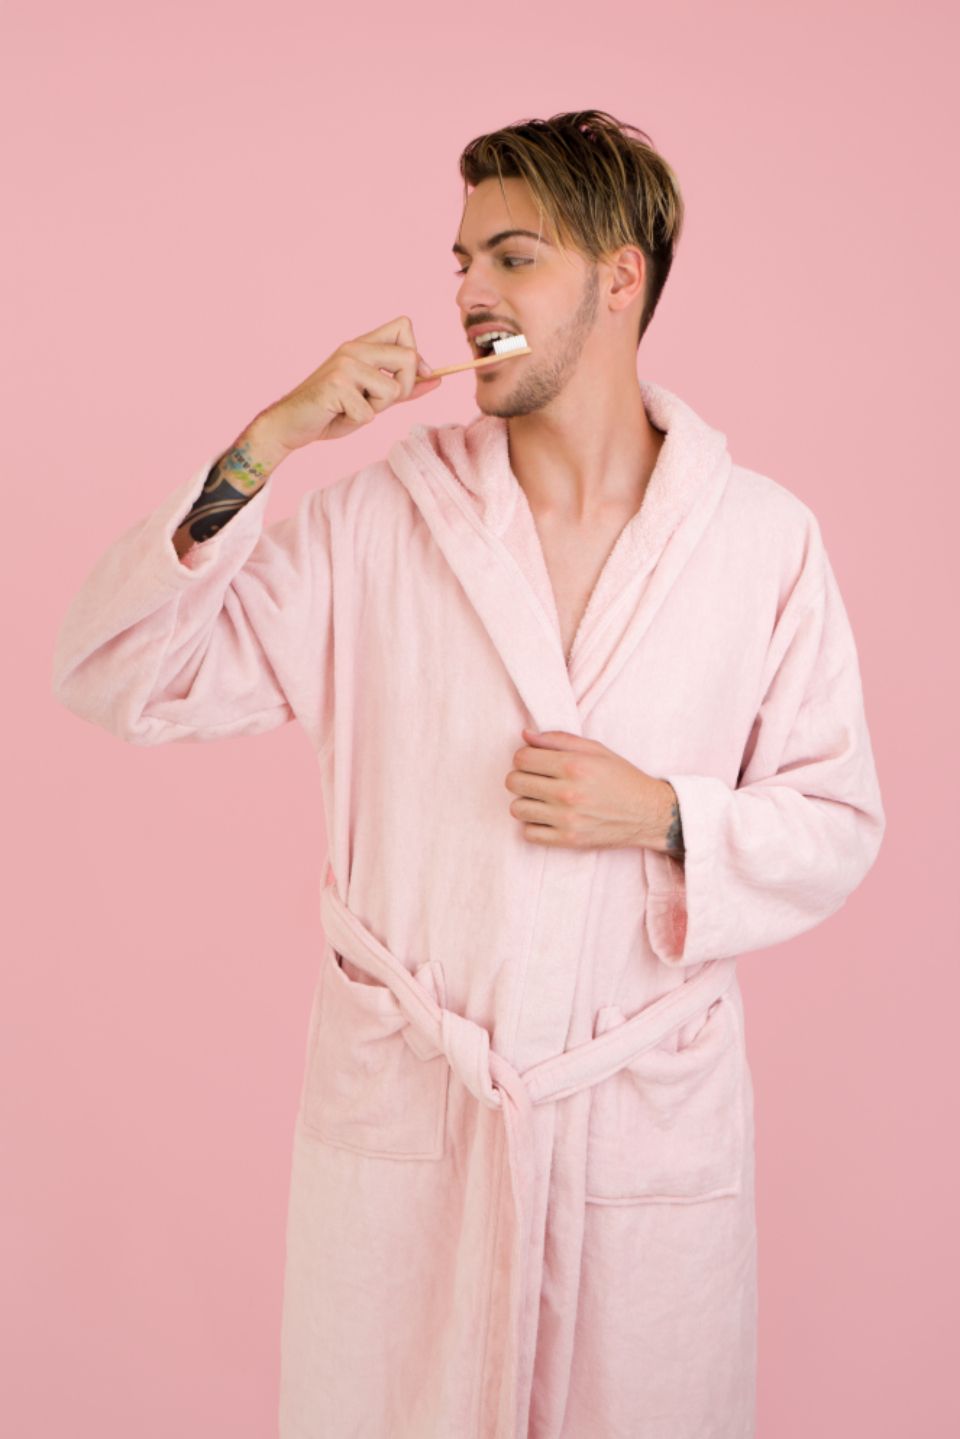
[{"xmin": 504, "ymin": 727, "xmax": 680, "ymax": 853}]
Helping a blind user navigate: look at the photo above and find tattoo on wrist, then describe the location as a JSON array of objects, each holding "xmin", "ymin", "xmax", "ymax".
[
  {"xmin": 177, "ymin": 441, "xmax": 271, "ymax": 546},
  {"xmin": 665, "ymin": 797, "xmax": 685, "ymax": 860}
]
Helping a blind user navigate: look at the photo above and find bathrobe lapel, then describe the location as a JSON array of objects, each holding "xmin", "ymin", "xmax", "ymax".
[
  {"xmin": 387, "ymin": 380, "xmax": 732, "ymax": 733},
  {"xmin": 387, "ymin": 430, "xmax": 582, "ymax": 735}
]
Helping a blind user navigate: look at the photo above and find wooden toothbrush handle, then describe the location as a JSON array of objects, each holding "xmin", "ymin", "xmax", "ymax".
[{"xmin": 424, "ymin": 347, "xmax": 531, "ymax": 379}]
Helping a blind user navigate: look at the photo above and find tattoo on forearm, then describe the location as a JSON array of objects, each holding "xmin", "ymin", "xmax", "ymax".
[
  {"xmin": 172, "ymin": 441, "xmax": 271, "ymax": 553},
  {"xmin": 665, "ymin": 798, "xmax": 685, "ymax": 860}
]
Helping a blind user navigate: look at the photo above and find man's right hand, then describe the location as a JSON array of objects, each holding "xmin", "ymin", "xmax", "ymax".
[{"xmin": 254, "ymin": 315, "xmax": 443, "ymax": 453}]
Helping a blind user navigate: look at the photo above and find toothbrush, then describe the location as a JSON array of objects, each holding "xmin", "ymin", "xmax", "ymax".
[{"xmin": 421, "ymin": 333, "xmax": 532, "ymax": 379}]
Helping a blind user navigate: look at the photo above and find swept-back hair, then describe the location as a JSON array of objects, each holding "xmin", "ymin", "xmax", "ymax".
[{"xmin": 457, "ymin": 109, "xmax": 685, "ymax": 345}]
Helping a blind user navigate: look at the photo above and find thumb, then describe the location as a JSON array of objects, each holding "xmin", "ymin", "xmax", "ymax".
[{"xmin": 410, "ymin": 364, "xmax": 442, "ymax": 395}]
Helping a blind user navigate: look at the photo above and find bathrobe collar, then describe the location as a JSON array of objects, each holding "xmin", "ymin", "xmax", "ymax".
[{"xmin": 386, "ymin": 379, "xmax": 732, "ymax": 735}]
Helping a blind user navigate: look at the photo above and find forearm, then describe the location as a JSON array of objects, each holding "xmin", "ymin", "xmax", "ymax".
[{"xmin": 172, "ymin": 417, "xmax": 291, "ymax": 558}]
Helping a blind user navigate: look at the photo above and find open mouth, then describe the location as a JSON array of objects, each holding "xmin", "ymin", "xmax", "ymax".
[
  {"xmin": 470, "ymin": 328, "xmax": 519, "ymax": 355},
  {"xmin": 478, "ymin": 351, "xmax": 515, "ymax": 372}
]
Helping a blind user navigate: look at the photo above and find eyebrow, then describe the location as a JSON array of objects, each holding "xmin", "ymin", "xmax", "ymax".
[{"xmin": 451, "ymin": 228, "xmax": 551, "ymax": 256}]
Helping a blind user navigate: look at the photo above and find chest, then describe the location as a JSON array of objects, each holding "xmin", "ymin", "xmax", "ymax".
[
  {"xmin": 532, "ymin": 507, "xmax": 641, "ymax": 663},
  {"xmin": 326, "ymin": 489, "xmax": 772, "ymax": 856}
]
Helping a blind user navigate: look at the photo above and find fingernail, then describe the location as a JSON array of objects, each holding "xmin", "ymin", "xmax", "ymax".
[{"xmin": 417, "ymin": 357, "xmax": 433, "ymax": 376}]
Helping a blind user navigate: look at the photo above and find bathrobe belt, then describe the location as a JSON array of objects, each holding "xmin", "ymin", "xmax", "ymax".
[{"xmin": 318, "ymin": 875, "xmax": 737, "ymax": 1435}]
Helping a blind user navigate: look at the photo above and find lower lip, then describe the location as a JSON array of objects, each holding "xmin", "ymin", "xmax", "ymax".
[{"xmin": 477, "ymin": 349, "xmax": 523, "ymax": 371}]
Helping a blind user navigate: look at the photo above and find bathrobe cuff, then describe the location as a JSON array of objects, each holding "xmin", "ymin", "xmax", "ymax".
[
  {"xmin": 642, "ymin": 773, "xmax": 731, "ymax": 968},
  {"xmin": 642, "ymin": 758, "xmax": 885, "ymax": 969}
]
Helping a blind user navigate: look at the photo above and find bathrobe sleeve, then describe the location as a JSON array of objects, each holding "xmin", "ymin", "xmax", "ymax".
[
  {"xmin": 51, "ymin": 455, "xmax": 333, "ymax": 747},
  {"xmin": 643, "ymin": 513, "xmax": 886, "ymax": 967}
]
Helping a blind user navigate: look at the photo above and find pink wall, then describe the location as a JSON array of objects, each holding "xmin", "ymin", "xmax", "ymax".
[{"xmin": 5, "ymin": 0, "xmax": 956, "ymax": 1434}]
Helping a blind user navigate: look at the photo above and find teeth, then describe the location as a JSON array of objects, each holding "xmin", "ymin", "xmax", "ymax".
[{"xmin": 475, "ymin": 330, "xmax": 513, "ymax": 349}]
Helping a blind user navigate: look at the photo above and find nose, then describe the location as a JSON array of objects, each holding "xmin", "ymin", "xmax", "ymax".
[{"xmin": 456, "ymin": 266, "xmax": 502, "ymax": 318}]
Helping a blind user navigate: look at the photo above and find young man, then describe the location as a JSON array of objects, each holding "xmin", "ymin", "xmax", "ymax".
[{"xmin": 52, "ymin": 110, "xmax": 886, "ymax": 1438}]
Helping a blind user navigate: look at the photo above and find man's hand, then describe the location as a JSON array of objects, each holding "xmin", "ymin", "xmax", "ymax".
[
  {"xmin": 504, "ymin": 728, "xmax": 684, "ymax": 857},
  {"xmin": 256, "ymin": 315, "xmax": 442, "ymax": 449}
]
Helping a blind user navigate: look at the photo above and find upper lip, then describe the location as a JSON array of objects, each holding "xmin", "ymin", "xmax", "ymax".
[{"xmin": 466, "ymin": 322, "xmax": 520, "ymax": 346}]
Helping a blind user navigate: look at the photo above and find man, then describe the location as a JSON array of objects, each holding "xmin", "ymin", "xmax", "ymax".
[{"xmin": 52, "ymin": 110, "xmax": 886, "ymax": 1438}]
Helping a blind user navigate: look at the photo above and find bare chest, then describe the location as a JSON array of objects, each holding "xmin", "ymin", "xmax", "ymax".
[{"xmin": 534, "ymin": 509, "xmax": 638, "ymax": 664}]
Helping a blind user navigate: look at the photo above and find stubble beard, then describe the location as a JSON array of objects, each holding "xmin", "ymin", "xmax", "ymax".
[{"xmin": 477, "ymin": 265, "xmax": 601, "ymax": 419}]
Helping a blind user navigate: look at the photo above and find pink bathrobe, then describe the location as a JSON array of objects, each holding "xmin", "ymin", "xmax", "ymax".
[{"xmin": 51, "ymin": 379, "xmax": 886, "ymax": 1438}]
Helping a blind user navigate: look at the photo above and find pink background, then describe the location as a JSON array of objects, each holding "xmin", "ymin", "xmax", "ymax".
[{"xmin": 4, "ymin": 0, "xmax": 956, "ymax": 1434}]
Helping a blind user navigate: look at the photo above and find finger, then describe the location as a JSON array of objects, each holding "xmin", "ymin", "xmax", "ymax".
[
  {"xmin": 512, "ymin": 745, "xmax": 566, "ymax": 777},
  {"xmin": 350, "ymin": 318, "xmax": 434, "ymax": 396},
  {"xmin": 505, "ymin": 769, "xmax": 562, "ymax": 802},
  {"xmin": 523, "ymin": 728, "xmax": 600, "ymax": 752},
  {"xmin": 343, "ymin": 340, "xmax": 417, "ymax": 372},
  {"xmin": 352, "ymin": 315, "xmax": 416, "ymax": 345},
  {"xmin": 338, "ymin": 385, "xmax": 377, "ymax": 426},
  {"xmin": 510, "ymin": 796, "xmax": 555, "ymax": 823},
  {"xmin": 349, "ymin": 340, "xmax": 438, "ymax": 402},
  {"xmin": 343, "ymin": 341, "xmax": 421, "ymax": 397},
  {"xmin": 342, "ymin": 356, "xmax": 404, "ymax": 413},
  {"xmin": 405, "ymin": 373, "xmax": 443, "ymax": 399}
]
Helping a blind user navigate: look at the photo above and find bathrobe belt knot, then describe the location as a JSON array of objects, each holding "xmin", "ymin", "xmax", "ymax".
[{"xmin": 318, "ymin": 874, "xmax": 738, "ymax": 1437}]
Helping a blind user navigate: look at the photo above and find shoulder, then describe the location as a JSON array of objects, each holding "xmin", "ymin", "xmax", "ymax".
[
  {"xmin": 316, "ymin": 415, "xmax": 472, "ymax": 529},
  {"xmin": 721, "ymin": 462, "xmax": 825, "ymax": 573},
  {"xmin": 313, "ymin": 452, "xmax": 417, "ymax": 530},
  {"xmin": 723, "ymin": 462, "xmax": 820, "ymax": 535},
  {"xmin": 704, "ymin": 463, "xmax": 832, "ymax": 630}
]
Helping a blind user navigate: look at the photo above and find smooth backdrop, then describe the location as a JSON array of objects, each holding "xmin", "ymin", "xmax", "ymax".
[{"xmin": 3, "ymin": 1, "xmax": 956, "ymax": 1435}]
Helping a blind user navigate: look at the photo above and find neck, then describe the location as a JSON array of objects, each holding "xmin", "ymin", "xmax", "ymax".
[{"xmin": 505, "ymin": 380, "xmax": 665, "ymax": 521}]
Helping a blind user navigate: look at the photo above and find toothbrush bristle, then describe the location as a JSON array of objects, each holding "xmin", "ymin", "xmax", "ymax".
[{"xmin": 491, "ymin": 333, "xmax": 528, "ymax": 355}]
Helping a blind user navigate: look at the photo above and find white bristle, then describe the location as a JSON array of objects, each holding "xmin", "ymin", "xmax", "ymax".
[{"xmin": 491, "ymin": 333, "xmax": 528, "ymax": 355}]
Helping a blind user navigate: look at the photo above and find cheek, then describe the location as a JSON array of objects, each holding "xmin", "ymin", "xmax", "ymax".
[{"xmin": 526, "ymin": 298, "xmax": 566, "ymax": 350}]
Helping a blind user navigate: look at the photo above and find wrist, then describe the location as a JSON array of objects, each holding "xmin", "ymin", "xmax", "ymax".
[
  {"xmin": 639, "ymin": 779, "xmax": 685, "ymax": 860},
  {"xmin": 240, "ymin": 412, "xmax": 293, "ymax": 474},
  {"xmin": 660, "ymin": 780, "xmax": 685, "ymax": 861}
]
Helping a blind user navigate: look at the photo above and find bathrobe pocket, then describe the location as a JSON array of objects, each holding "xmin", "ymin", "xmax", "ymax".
[
  {"xmin": 585, "ymin": 991, "xmax": 745, "ymax": 1203},
  {"xmin": 300, "ymin": 944, "xmax": 449, "ymax": 1160}
]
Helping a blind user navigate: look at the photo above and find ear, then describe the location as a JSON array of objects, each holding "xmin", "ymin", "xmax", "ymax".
[{"xmin": 605, "ymin": 243, "xmax": 646, "ymax": 313}]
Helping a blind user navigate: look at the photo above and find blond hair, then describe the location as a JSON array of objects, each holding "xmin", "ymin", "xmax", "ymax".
[{"xmin": 457, "ymin": 109, "xmax": 684, "ymax": 345}]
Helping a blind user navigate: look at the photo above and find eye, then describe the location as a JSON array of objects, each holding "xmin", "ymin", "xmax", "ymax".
[{"xmin": 452, "ymin": 256, "xmax": 533, "ymax": 275}]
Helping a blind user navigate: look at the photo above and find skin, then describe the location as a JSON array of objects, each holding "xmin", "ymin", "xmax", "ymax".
[{"xmin": 453, "ymin": 177, "xmax": 683, "ymax": 861}]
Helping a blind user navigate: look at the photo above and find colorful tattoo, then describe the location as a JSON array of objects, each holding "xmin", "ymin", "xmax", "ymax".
[{"xmin": 175, "ymin": 441, "xmax": 272, "ymax": 547}]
